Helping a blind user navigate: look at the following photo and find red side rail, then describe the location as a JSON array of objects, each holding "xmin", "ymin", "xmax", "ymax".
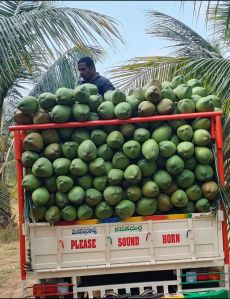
[
  {"xmin": 9, "ymin": 111, "xmax": 222, "ymax": 131},
  {"xmin": 14, "ymin": 130, "xmax": 26, "ymax": 281},
  {"xmin": 214, "ymin": 114, "xmax": 229, "ymax": 264}
]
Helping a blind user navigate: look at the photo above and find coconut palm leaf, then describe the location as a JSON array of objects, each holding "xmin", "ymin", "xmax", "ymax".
[
  {"xmin": 0, "ymin": 1, "xmax": 55, "ymax": 18},
  {"xmin": 0, "ymin": 182, "xmax": 12, "ymax": 228},
  {"xmin": 144, "ymin": 9, "xmax": 230, "ymax": 100},
  {"xmin": 109, "ymin": 56, "xmax": 185, "ymax": 92},
  {"xmin": 109, "ymin": 9, "xmax": 229, "ymax": 99},
  {"xmin": 181, "ymin": 1, "xmax": 230, "ymax": 41},
  {"xmin": 0, "ymin": 139, "xmax": 14, "ymax": 176},
  {"xmin": 0, "ymin": 135, "xmax": 6, "ymax": 153},
  {"xmin": 110, "ymin": 55, "xmax": 230, "ymax": 100},
  {"xmin": 178, "ymin": 58, "xmax": 230, "ymax": 100},
  {"xmin": 145, "ymin": 10, "xmax": 223, "ymax": 58},
  {"xmin": 0, "ymin": 1, "xmax": 124, "ymax": 85},
  {"xmin": 208, "ymin": 1, "xmax": 230, "ymax": 42}
]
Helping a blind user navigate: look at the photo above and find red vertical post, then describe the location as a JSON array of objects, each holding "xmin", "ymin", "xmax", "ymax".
[
  {"xmin": 215, "ymin": 115, "xmax": 229, "ymax": 265},
  {"xmin": 210, "ymin": 116, "xmax": 215, "ymax": 139},
  {"xmin": 14, "ymin": 130, "xmax": 26, "ymax": 280}
]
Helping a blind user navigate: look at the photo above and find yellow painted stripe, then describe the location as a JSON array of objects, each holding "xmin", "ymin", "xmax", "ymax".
[
  {"xmin": 78, "ymin": 219, "xmax": 99, "ymax": 225},
  {"xmin": 122, "ymin": 217, "xmax": 144, "ymax": 222},
  {"xmin": 166, "ymin": 214, "xmax": 189, "ymax": 220}
]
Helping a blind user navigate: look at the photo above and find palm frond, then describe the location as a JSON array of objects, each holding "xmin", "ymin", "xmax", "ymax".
[
  {"xmin": 3, "ymin": 160, "xmax": 17, "ymax": 187},
  {"xmin": 0, "ymin": 3, "xmax": 124, "ymax": 85},
  {"xmin": 0, "ymin": 58, "xmax": 34, "ymax": 110},
  {"xmin": 209, "ymin": 39, "xmax": 229, "ymax": 57},
  {"xmin": 1, "ymin": 77, "xmax": 30, "ymax": 129},
  {"xmin": 109, "ymin": 9, "xmax": 229, "ymax": 100},
  {"xmin": 0, "ymin": 135, "xmax": 7, "ymax": 152},
  {"xmin": 0, "ymin": 139, "xmax": 14, "ymax": 176},
  {"xmin": 180, "ymin": 1, "xmax": 230, "ymax": 43},
  {"xmin": 145, "ymin": 10, "xmax": 223, "ymax": 58},
  {"xmin": 0, "ymin": 1, "xmax": 55, "ymax": 18},
  {"xmin": 208, "ymin": 1, "xmax": 230, "ymax": 42},
  {"xmin": 109, "ymin": 53, "xmax": 230, "ymax": 101},
  {"xmin": 0, "ymin": 1, "xmax": 19, "ymax": 18},
  {"xmin": 108, "ymin": 56, "xmax": 186, "ymax": 93},
  {"xmin": 0, "ymin": 182, "xmax": 12, "ymax": 228},
  {"xmin": 180, "ymin": 58, "xmax": 230, "ymax": 99}
]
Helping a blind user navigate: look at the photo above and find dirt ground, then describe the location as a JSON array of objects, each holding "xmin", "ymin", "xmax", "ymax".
[{"xmin": 0, "ymin": 241, "xmax": 22, "ymax": 298}]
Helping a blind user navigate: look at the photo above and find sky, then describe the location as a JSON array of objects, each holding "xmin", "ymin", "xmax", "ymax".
[{"xmin": 64, "ymin": 1, "xmax": 209, "ymax": 75}]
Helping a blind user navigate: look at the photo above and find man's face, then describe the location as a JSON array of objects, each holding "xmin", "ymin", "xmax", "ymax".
[{"xmin": 78, "ymin": 62, "xmax": 95, "ymax": 82}]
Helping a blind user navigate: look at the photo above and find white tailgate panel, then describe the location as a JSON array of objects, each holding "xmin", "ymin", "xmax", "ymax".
[
  {"xmin": 152, "ymin": 220, "xmax": 190, "ymax": 261},
  {"xmin": 193, "ymin": 217, "xmax": 220, "ymax": 258},
  {"xmin": 31, "ymin": 226, "xmax": 58, "ymax": 270},
  {"xmin": 108, "ymin": 222, "xmax": 151, "ymax": 264},
  {"xmin": 29, "ymin": 212, "xmax": 224, "ymax": 271},
  {"xmin": 60, "ymin": 225, "xmax": 107, "ymax": 267}
]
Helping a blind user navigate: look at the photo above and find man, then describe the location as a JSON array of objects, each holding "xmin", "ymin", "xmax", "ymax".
[{"xmin": 77, "ymin": 56, "xmax": 115, "ymax": 96}]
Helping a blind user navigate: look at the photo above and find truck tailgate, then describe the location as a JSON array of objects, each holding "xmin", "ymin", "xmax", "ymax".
[{"xmin": 28, "ymin": 211, "xmax": 224, "ymax": 271}]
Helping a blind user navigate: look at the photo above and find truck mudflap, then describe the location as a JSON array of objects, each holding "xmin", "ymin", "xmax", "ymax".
[{"xmin": 27, "ymin": 211, "xmax": 224, "ymax": 272}]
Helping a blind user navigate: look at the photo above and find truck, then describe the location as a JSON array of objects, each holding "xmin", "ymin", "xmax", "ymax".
[{"xmin": 9, "ymin": 111, "xmax": 229, "ymax": 299}]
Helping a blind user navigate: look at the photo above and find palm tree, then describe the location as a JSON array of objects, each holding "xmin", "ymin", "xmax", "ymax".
[
  {"xmin": 109, "ymin": 6, "xmax": 230, "ymax": 208},
  {"xmin": 0, "ymin": 0, "xmax": 124, "ymax": 227},
  {"xmin": 109, "ymin": 10, "xmax": 229, "ymax": 99},
  {"xmin": 182, "ymin": 1, "xmax": 230, "ymax": 41}
]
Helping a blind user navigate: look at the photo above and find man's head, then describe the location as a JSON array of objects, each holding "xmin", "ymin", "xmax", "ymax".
[{"xmin": 77, "ymin": 57, "xmax": 96, "ymax": 82}]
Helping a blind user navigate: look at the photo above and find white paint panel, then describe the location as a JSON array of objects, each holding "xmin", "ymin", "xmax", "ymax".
[{"xmin": 28, "ymin": 213, "xmax": 224, "ymax": 271}]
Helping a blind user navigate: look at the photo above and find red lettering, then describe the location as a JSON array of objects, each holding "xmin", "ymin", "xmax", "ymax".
[
  {"xmin": 92, "ymin": 239, "xmax": 96, "ymax": 248},
  {"xmin": 117, "ymin": 237, "xmax": 140, "ymax": 247},
  {"xmin": 175, "ymin": 234, "xmax": 180, "ymax": 243},
  {"xmin": 71, "ymin": 240, "xmax": 76, "ymax": 249},
  {"xmin": 71, "ymin": 239, "xmax": 97, "ymax": 250},
  {"xmin": 131, "ymin": 237, "xmax": 135, "ymax": 246},
  {"xmin": 79, "ymin": 240, "xmax": 84, "ymax": 248},
  {"xmin": 162, "ymin": 234, "xmax": 181, "ymax": 244}
]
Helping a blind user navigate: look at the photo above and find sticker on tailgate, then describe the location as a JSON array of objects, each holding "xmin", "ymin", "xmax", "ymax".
[
  {"xmin": 72, "ymin": 227, "xmax": 97, "ymax": 235},
  {"xmin": 114, "ymin": 225, "xmax": 143, "ymax": 233}
]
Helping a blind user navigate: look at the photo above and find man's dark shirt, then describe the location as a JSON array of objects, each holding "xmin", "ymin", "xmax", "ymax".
[{"xmin": 79, "ymin": 73, "xmax": 115, "ymax": 96}]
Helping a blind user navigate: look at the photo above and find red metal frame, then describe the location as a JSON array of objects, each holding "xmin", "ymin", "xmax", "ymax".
[
  {"xmin": 9, "ymin": 111, "xmax": 222, "ymax": 131},
  {"xmin": 9, "ymin": 111, "xmax": 229, "ymax": 283},
  {"xmin": 13, "ymin": 130, "xmax": 26, "ymax": 281},
  {"xmin": 214, "ymin": 115, "xmax": 229, "ymax": 264}
]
